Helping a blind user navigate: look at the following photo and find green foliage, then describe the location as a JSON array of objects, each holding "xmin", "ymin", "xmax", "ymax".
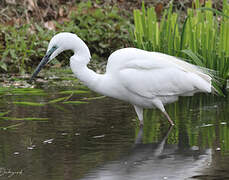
[
  {"xmin": 57, "ymin": 1, "xmax": 130, "ymax": 61},
  {"xmin": 48, "ymin": 96, "xmax": 70, "ymax": 104},
  {"xmin": 62, "ymin": 100, "xmax": 88, "ymax": 104},
  {"xmin": 13, "ymin": 101, "xmax": 46, "ymax": 106},
  {"xmin": 0, "ymin": 1, "xmax": 130, "ymax": 73},
  {"xmin": 0, "ymin": 111, "xmax": 10, "ymax": 117},
  {"xmin": 131, "ymin": 0, "xmax": 229, "ymax": 88},
  {"xmin": 59, "ymin": 90, "xmax": 90, "ymax": 94},
  {"xmin": 0, "ymin": 122, "xmax": 24, "ymax": 130},
  {"xmin": 0, "ymin": 117, "xmax": 49, "ymax": 121},
  {"xmin": 0, "ymin": 87, "xmax": 46, "ymax": 95},
  {"xmin": 0, "ymin": 24, "xmax": 55, "ymax": 73}
]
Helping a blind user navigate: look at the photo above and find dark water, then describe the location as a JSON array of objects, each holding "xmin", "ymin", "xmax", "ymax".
[{"xmin": 0, "ymin": 88, "xmax": 229, "ymax": 180}]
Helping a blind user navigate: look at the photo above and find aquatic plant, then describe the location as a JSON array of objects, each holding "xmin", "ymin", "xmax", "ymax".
[{"xmin": 131, "ymin": 0, "xmax": 229, "ymax": 89}]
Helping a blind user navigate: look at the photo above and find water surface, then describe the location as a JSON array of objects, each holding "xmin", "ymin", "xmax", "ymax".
[{"xmin": 0, "ymin": 87, "xmax": 229, "ymax": 180}]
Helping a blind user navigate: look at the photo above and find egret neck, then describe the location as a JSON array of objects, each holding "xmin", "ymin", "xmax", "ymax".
[
  {"xmin": 64, "ymin": 34, "xmax": 104, "ymax": 93},
  {"xmin": 70, "ymin": 54, "xmax": 103, "ymax": 93}
]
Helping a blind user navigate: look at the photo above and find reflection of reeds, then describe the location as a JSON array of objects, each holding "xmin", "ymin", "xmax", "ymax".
[
  {"xmin": 135, "ymin": 95, "xmax": 229, "ymax": 153},
  {"xmin": 0, "ymin": 87, "xmax": 100, "ymax": 130},
  {"xmin": 0, "ymin": 122, "xmax": 24, "ymax": 130},
  {"xmin": 131, "ymin": 0, "xmax": 229, "ymax": 88}
]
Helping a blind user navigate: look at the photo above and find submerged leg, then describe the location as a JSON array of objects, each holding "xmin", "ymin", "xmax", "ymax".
[
  {"xmin": 134, "ymin": 105, "xmax": 144, "ymax": 127},
  {"xmin": 152, "ymin": 99, "xmax": 175, "ymax": 126},
  {"xmin": 162, "ymin": 110, "xmax": 174, "ymax": 126}
]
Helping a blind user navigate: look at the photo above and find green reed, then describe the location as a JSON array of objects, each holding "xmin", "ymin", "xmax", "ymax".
[{"xmin": 131, "ymin": 0, "xmax": 229, "ymax": 89}]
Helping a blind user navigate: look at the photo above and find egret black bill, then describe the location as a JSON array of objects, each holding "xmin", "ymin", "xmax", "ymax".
[{"xmin": 30, "ymin": 46, "xmax": 58, "ymax": 82}]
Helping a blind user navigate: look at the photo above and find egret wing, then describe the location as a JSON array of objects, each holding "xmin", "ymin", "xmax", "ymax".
[
  {"xmin": 106, "ymin": 48, "xmax": 212, "ymax": 84},
  {"xmin": 118, "ymin": 59, "xmax": 210, "ymax": 98},
  {"xmin": 106, "ymin": 48, "xmax": 212, "ymax": 97}
]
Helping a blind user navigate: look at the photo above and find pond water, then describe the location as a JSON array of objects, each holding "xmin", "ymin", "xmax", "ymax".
[{"xmin": 0, "ymin": 85, "xmax": 229, "ymax": 180}]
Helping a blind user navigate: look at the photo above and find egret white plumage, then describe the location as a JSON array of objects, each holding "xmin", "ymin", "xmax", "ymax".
[{"xmin": 30, "ymin": 32, "xmax": 215, "ymax": 126}]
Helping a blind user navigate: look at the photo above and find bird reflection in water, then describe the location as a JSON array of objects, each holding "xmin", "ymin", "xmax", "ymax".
[{"xmin": 81, "ymin": 126, "xmax": 212, "ymax": 180}]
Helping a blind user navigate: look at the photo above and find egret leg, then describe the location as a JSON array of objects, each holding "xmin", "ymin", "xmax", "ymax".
[
  {"xmin": 162, "ymin": 110, "xmax": 174, "ymax": 126},
  {"xmin": 134, "ymin": 105, "xmax": 143, "ymax": 127},
  {"xmin": 152, "ymin": 99, "xmax": 175, "ymax": 126}
]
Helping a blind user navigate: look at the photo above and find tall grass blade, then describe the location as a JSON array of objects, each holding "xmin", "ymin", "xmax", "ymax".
[{"xmin": 181, "ymin": 49, "xmax": 204, "ymax": 67}]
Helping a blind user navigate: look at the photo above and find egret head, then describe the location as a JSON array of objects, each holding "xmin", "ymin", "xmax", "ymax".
[{"xmin": 30, "ymin": 32, "xmax": 91, "ymax": 82}]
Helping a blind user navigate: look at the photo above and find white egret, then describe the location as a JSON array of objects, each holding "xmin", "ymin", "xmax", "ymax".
[{"xmin": 30, "ymin": 32, "xmax": 215, "ymax": 126}]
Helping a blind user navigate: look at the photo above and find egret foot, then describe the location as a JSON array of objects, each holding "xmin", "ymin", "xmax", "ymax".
[{"xmin": 163, "ymin": 111, "xmax": 175, "ymax": 126}]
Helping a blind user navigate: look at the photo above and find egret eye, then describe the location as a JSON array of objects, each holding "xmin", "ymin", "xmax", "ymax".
[
  {"xmin": 52, "ymin": 45, "xmax": 58, "ymax": 49},
  {"xmin": 48, "ymin": 46, "xmax": 58, "ymax": 56}
]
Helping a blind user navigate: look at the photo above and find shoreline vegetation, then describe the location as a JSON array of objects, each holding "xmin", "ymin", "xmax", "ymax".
[
  {"xmin": 0, "ymin": 0, "xmax": 227, "ymax": 91},
  {"xmin": 131, "ymin": 0, "xmax": 229, "ymax": 92}
]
